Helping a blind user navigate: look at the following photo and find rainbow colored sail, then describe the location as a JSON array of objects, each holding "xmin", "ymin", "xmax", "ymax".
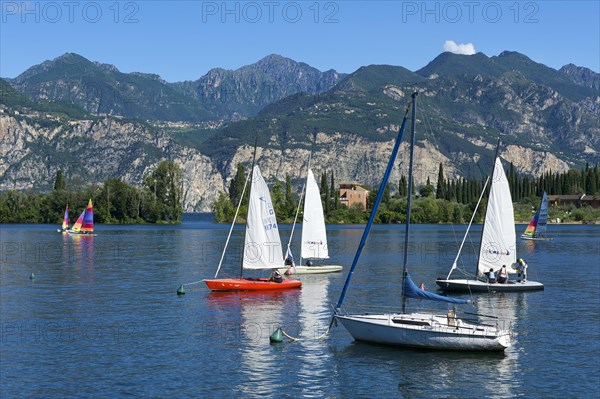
[
  {"xmin": 71, "ymin": 209, "xmax": 85, "ymax": 232},
  {"xmin": 522, "ymin": 192, "xmax": 548, "ymax": 238},
  {"xmin": 81, "ymin": 199, "xmax": 94, "ymax": 233},
  {"xmin": 61, "ymin": 205, "xmax": 69, "ymax": 230},
  {"xmin": 522, "ymin": 211, "xmax": 539, "ymax": 237}
]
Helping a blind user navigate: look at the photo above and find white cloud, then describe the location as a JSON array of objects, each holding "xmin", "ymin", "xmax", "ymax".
[{"xmin": 443, "ymin": 40, "xmax": 476, "ymax": 55}]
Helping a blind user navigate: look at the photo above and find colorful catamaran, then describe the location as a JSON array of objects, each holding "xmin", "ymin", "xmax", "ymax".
[
  {"xmin": 67, "ymin": 199, "xmax": 95, "ymax": 236},
  {"xmin": 521, "ymin": 192, "xmax": 552, "ymax": 240},
  {"xmin": 57, "ymin": 205, "xmax": 69, "ymax": 232}
]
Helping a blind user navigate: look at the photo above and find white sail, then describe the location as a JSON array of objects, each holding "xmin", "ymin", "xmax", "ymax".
[
  {"xmin": 477, "ymin": 157, "xmax": 517, "ymax": 276},
  {"xmin": 242, "ymin": 165, "xmax": 285, "ymax": 270},
  {"xmin": 301, "ymin": 169, "xmax": 329, "ymax": 260}
]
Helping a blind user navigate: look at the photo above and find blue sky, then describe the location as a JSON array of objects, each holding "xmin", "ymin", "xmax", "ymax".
[{"xmin": 1, "ymin": 1, "xmax": 598, "ymax": 82}]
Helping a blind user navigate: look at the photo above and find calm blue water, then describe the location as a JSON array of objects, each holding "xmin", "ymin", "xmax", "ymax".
[{"xmin": 1, "ymin": 220, "xmax": 599, "ymax": 398}]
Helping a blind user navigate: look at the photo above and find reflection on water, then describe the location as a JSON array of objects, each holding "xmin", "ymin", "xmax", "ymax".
[
  {"xmin": 296, "ymin": 276, "xmax": 334, "ymax": 398},
  {"xmin": 207, "ymin": 290, "xmax": 302, "ymax": 397}
]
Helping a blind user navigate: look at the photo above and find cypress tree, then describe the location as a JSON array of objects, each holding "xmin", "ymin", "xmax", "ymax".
[
  {"xmin": 285, "ymin": 174, "xmax": 295, "ymax": 217},
  {"xmin": 229, "ymin": 164, "xmax": 246, "ymax": 205},
  {"xmin": 321, "ymin": 172, "xmax": 330, "ymax": 213},
  {"xmin": 436, "ymin": 163, "xmax": 446, "ymax": 199},
  {"xmin": 53, "ymin": 170, "xmax": 67, "ymax": 191},
  {"xmin": 399, "ymin": 175, "xmax": 408, "ymax": 197},
  {"xmin": 330, "ymin": 172, "xmax": 337, "ymax": 210}
]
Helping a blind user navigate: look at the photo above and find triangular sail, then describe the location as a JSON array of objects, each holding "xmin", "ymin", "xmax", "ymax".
[
  {"xmin": 71, "ymin": 209, "xmax": 86, "ymax": 232},
  {"xmin": 81, "ymin": 199, "xmax": 94, "ymax": 233},
  {"xmin": 536, "ymin": 192, "xmax": 549, "ymax": 236},
  {"xmin": 301, "ymin": 169, "xmax": 329, "ymax": 260},
  {"xmin": 522, "ymin": 209, "xmax": 539, "ymax": 237},
  {"xmin": 478, "ymin": 157, "xmax": 517, "ymax": 276},
  {"xmin": 61, "ymin": 206, "xmax": 69, "ymax": 230},
  {"xmin": 242, "ymin": 166, "xmax": 284, "ymax": 270}
]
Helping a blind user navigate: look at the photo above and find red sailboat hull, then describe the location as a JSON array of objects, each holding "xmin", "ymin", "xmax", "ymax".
[{"xmin": 204, "ymin": 278, "xmax": 302, "ymax": 292}]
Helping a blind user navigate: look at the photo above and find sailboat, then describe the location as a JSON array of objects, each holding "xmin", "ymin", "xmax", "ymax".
[
  {"xmin": 280, "ymin": 169, "xmax": 343, "ymax": 275},
  {"xmin": 334, "ymin": 92, "xmax": 511, "ymax": 351},
  {"xmin": 436, "ymin": 144, "xmax": 544, "ymax": 292},
  {"xmin": 521, "ymin": 192, "xmax": 552, "ymax": 240},
  {"xmin": 67, "ymin": 199, "xmax": 96, "ymax": 236},
  {"xmin": 204, "ymin": 165, "xmax": 302, "ymax": 291},
  {"xmin": 57, "ymin": 205, "xmax": 69, "ymax": 232}
]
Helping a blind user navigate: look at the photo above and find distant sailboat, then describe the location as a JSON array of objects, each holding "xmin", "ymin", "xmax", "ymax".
[
  {"xmin": 436, "ymin": 144, "xmax": 543, "ymax": 292},
  {"xmin": 280, "ymin": 169, "xmax": 343, "ymax": 275},
  {"xmin": 57, "ymin": 205, "xmax": 69, "ymax": 232},
  {"xmin": 67, "ymin": 199, "xmax": 96, "ymax": 236},
  {"xmin": 334, "ymin": 93, "xmax": 511, "ymax": 351},
  {"xmin": 521, "ymin": 192, "xmax": 552, "ymax": 240},
  {"xmin": 204, "ymin": 165, "xmax": 302, "ymax": 291}
]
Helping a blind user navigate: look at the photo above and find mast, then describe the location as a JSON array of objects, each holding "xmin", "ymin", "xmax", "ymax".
[
  {"xmin": 214, "ymin": 165, "xmax": 252, "ymax": 278},
  {"xmin": 333, "ymin": 101, "xmax": 411, "ymax": 313},
  {"xmin": 287, "ymin": 128, "xmax": 318, "ymax": 266},
  {"xmin": 475, "ymin": 137, "xmax": 502, "ymax": 278},
  {"xmin": 239, "ymin": 134, "xmax": 260, "ymax": 278},
  {"xmin": 401, "ymin": 92, "xmax": 417, "ymax": 314}
]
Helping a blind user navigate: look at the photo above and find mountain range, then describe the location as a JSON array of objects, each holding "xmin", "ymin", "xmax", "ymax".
[
  {"xmin": 1, "ymin": 51, "xmax": 598, "ymax": 211},
  {"xmin": 5, "ymin": 53, "xmax": 345, "ymax": 121}
]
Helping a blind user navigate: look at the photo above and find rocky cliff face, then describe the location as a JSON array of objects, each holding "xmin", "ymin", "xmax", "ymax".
[{"xmin": 0, "ymin": 114, "xmax": 224, "ymax": 211}]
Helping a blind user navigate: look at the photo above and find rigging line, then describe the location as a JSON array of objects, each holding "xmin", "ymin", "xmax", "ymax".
[
  {"xmin": 420, "ymin": 96, "xmax": 462, "ymax": 247},
  {"xmin": 446, "ymin": 176, "xmax": 490, "ymax": 279},
  {"xmin": 239, "ymin": 134, "xmax": 260, "ymax": 279},
  {"xmin": 286, "ymin": 128, "xmax": 318, "ymax": 262},
  {"xmin": 214, "ymin": 166, "xmax": 252, "ymax": 278}
]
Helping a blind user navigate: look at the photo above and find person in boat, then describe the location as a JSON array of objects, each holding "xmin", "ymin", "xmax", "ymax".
[
  {"xmin": 269, "ymin": 270, "xmax": 283, "ymax": 283},
  {"xmin": 498, "ymin": 265, "xmax": 509, "ymax": 284},
  {"xmin": 306, "ymin": 260, "xmax": 314, "ymax": 267},
  {"xmin": 485, "ymin": 268, "xmax": 497, "ymax": 284},
  {"xmin": 516, "ymin": 258, "xmax": 528, "ymax": 282}
]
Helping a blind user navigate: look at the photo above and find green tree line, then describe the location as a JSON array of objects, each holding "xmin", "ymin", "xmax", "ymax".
[
  {"xmin": 0, "ymin": 161, "xmax": 183, "ymax": 224},
  {"xmin": 213, "ymin": 162, "xmax": 600, "ymax": 225}
]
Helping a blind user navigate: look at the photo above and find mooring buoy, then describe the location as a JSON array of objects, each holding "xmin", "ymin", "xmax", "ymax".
[
  {"xmin": 177, "ymin": 284, "xmax": 185, "ymax": 295},
  {"xmin": 270, "ymin": 327, "xmax": 283, "ymax": 343}
]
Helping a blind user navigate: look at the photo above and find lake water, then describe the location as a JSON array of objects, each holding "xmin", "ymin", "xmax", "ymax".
[{"xmin": 1, "ymin": 220, "xmax": 599, "ymax": 398}]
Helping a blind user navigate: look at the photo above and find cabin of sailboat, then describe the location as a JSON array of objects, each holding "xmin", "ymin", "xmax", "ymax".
[
  {"xmin": 334, "ymin": 92, "xmax": 511, "ymax": 351},
  {"xmin": 204, "ymin": 165, "xmax": 302, "ymax": 291}
]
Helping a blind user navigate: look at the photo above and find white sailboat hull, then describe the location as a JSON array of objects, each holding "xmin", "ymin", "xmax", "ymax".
[
  {"xmin": 278, "ymin": 264, "xmax": 343, "ymax": 275},
  {"xmin": 336, "ymin": 313, "xmax": 511, "ymax": 351},
  {"xmin": 520, "ymin": 234, "xmax": 553, "ymax": 241},
  {"xmin": 436, "ymin": 278, "xmax": 544, "ymax": 292}
]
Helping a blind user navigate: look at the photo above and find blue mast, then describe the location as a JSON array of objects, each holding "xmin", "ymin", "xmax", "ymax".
[
  {"xmin": 333, "ymin": 103, "xmax": 411, "ymax": 312},
  {"xmin": 401, "ymin": 92, "xmax": 418, "ymax": 313}
]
